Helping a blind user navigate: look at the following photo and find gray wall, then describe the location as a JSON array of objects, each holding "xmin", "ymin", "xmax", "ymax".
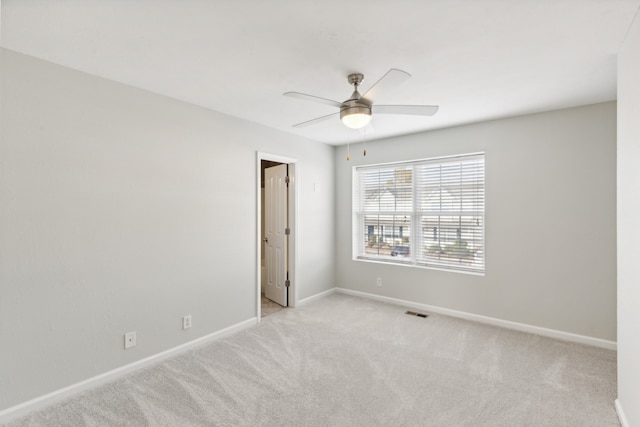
[
  {"xmin": 0, "ymin": 49, "xmax": 335, "ymax": 411},
  {"xmin": 617, "ymin": 10, "xmax": 640, "ymax": 427},
  {"xmin": 335, "ymin": 102, "xmax": 617, "ymax": 341}
]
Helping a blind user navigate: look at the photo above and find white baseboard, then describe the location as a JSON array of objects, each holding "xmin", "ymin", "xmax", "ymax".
[
  {"xmin": 297, "ymin": 287, "xmax": 337, "ymax": 306},
  {"xmin": 615, "ymin": 399, "xmax": 629, "ymax": 427},
  {"xmin": 335, "ymin": 288, "xmax": 617, "ymax": 350},
  {"xmin": 0, "ymin": 317, "xmax": 258, "ymax": 424}
]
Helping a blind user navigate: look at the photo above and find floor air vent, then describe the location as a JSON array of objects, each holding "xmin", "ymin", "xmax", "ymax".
[{"xmin": 405, "ymin": 310, "xmax": 429, "ymax": 318}]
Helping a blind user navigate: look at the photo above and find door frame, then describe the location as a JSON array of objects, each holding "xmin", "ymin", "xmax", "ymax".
[{"xmin": 256, "ymin": 152, "xmax": 298, "ymax": 321}]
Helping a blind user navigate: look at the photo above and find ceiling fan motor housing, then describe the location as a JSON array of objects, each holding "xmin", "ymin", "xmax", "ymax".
[{"xmin": 340, "ymin": 98, "xmax": 372, "ymax": 118}]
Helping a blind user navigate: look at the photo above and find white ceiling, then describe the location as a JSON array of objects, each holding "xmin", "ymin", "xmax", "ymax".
[{"xmin": 2, "ymin": 0, "xmax": 639, "ymax": 145}]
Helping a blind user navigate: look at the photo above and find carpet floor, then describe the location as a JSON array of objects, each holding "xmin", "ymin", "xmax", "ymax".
[
  {"xmin": 261, "ymin": 295, "xmax": 285, "ymax": 317},
  {"xmin": 4, "ymin": 293, "xmax": 618, "ymax": 426}
]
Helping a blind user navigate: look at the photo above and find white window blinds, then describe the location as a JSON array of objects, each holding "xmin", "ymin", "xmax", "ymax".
[{"xmin": 353, "ymin": 153, "xmax": 485, "ymax": 274}]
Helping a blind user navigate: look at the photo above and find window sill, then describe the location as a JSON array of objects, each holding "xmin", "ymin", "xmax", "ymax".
[{"xmin": 353, "ymin": 256, "xmax": 485, "ymax": 277}]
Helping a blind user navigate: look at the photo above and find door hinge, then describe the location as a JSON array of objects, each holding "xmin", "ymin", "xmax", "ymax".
[
  {"xmin": 285, "ymin": 227, "xmax": 291, "ymax": 235},
  {"xmin": 285, "ymin": 176, "xmax": 291, "ymax": 185},
  {"xmin": 285, "ymin": 279, "xmax": 291, "ymax": 288}
]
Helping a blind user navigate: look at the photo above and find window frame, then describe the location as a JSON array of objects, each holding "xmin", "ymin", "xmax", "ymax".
[{"xmin": 352, "ymin": 153, "xmax": 485, "ymax": 275}]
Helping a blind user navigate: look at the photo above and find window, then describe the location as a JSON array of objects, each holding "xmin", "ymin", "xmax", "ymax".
[{"xmin": 353, "ymin": 153, "xmax": 485, "ymax": 274}]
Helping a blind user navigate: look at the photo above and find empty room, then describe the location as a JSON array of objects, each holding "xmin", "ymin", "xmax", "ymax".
[{"xmin": 1, "ymin": 1, "xmax": 639, "ymax": 426}]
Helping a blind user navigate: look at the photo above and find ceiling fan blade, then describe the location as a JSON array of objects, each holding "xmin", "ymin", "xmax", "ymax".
[
  {"xmin": 284, "ymin": 91, "xmax": 342, "ymax": 108},
  {"xmin": 292, "ymin": 112, "xmax": 339, "ymax": 128},
  {"xmin": 373, "ymin": 105, "xmax": 439, "ymax": 116},
  {"xmin": 361, "ymin": 69, "xmax": 411, "ymax": 103}
]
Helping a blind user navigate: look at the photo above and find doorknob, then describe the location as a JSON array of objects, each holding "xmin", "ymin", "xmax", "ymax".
[{"xmin": 263, "ymin": 237, "xmax": 268, "ymax": 243}]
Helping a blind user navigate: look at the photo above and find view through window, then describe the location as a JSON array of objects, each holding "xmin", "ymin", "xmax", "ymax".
[{"xmin": 352, "ymin": 153, "xmax": 485, "ymax": 274}]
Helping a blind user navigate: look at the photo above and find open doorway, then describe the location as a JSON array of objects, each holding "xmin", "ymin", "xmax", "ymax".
[{"xmin": 257, "ymin": 153, "xmax": 297, "ymax": 320}]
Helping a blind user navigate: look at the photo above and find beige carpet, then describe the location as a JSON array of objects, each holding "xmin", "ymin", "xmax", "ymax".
[
  {"xmin": 4, "ymin": 293, "xmax": 618, "ymax": 426},
  {"xmin": 261, "ymin": 294, "xmax": 285, "ymax": 317}
]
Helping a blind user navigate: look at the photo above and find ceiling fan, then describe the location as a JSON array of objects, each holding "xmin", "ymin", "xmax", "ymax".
[{"xmin": 284, "ymin": 69, "xmax": 439, "ymax": 130}]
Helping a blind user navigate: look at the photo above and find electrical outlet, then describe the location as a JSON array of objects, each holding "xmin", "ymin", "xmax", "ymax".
[
  {"xmin": 183, "ymin": 315, "xmax": 192, "ymax": 330},
  {"xmin": 124, "ymin": 331, "xmax": 136, "ymax": 349},
  {"xmin": 376, "ymin": 277, "xmax": 382, "ymax": 287}
]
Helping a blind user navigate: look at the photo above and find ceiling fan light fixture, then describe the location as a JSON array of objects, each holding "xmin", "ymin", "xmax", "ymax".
[{"xmin": 340, "ymin": 105, "xmax": 372, "ymax": 129}]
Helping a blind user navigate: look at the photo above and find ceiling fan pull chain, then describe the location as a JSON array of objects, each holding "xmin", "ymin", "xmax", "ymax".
[
  {"xmin": 362, "ymin": 126, "xmax": 367, "ymax": 156},
  {"xmin": 347, "ymin": 142, "xmax": 351, "ymax": 161}
]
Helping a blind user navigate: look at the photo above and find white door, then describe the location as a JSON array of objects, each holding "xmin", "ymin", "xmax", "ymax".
[{"xmin": 264, "ymin": 164, "xmax": 288, "ymax": 307}]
